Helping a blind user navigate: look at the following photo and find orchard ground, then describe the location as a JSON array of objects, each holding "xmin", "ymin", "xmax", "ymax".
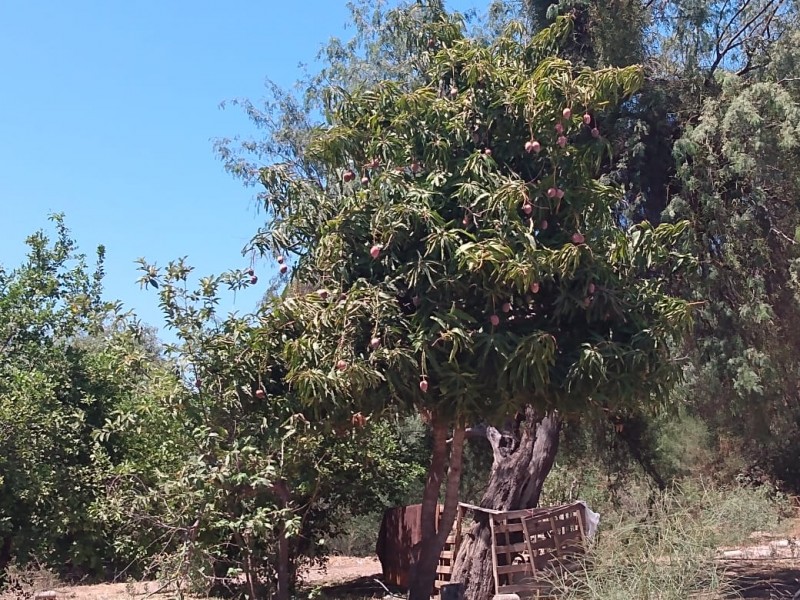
[
  {"xmin": 0, "ymin": 557, "xmax": 382, "ymax": 600},
  {"xmin": 10, "ymin": 517, "xmax": 799, "ymax": 600}
]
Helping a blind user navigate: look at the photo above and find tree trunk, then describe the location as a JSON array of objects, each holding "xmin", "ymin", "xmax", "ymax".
[
  {"xmin": 451, "ymin": 409, "xmax": 562, "ymax": 600},
  {"xmin": 441, "ymin": 582, "xmax": 465, "ymax": 599},
  {"xmin": 0, "ymin": 537, "xmax": 11, "ymax": 585},
  {"xmin": 612, "ymin": 413, "xmax": 666, "ymax": 491},
  {"xmin": 274, "ymin": 480, "xmax": 291, "ymax": 600},
  {"xmin": 277, "ymin": 529, "xmax": 290, "ymax": 600},
  {"xmin": 408, "ymin": 414, "xmax": 465, "ymax": 600}
]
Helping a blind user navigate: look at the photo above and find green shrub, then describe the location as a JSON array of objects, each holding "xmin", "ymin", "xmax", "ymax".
[{"xmin": 327, "ymin": 512, "xmax": 384, "ymax": 558}]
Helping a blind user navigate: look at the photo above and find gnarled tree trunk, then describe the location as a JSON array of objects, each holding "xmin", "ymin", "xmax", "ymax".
[
  {"xmin": 450, "ymin": 409, "xmax": 562, "ymax": 600},
  {"xmin": 407, "ymin": 414, "xmax": 466, "ymax": 600}
]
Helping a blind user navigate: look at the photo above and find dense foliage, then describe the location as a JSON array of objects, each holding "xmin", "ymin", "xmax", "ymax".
[
  {"xmin": 517, "ymin": 0, "xmax": 800, "ymax": 488},
  {"xmin": 106, "ymin": 259, "xmax": 426, "ymax": 598},
  {"xmin": 0, "ymin": 215, "xmax": 171, "ymax": 578}
]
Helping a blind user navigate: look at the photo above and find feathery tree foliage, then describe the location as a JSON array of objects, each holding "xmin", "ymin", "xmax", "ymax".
[{"xmin": 521, "ymin": 0, "xmax": 800, "ymax": 488}]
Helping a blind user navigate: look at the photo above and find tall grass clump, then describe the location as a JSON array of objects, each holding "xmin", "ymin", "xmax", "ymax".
[{"xmin": 546, "ymin": 481, "xmax": 789, "ymax": 600}]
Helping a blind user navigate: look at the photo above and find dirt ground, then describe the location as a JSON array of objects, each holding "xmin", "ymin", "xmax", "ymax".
[
  {"xmin": 0, "ymin": 556, "xmax": 383, "ymax": 600},
  {"xmin": 7, "ymin": 520, "xmax": 799, "ymax": 599},
  {"xmin": 14, "ymin": 553, "xmax": 800, "ymax": 600},
  {"xmin": 301, "ymin": 556, "xmax": 383, "ymax": 586},
  {"xmin": 715, "ymin": 518, "xmax": 800, "ymax": 599}
]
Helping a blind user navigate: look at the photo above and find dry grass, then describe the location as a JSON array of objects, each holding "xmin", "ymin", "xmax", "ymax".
[{"xmin": 542, "ymin": 482, "xmax": 794, "ymax": 600}]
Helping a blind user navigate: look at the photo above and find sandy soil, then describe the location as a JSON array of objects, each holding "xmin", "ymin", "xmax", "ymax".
[
  {"xmin": 301, "ymin": 556, "xmax": 382, "ymax": 586},
  {"xmin": 1, "ymin": 556, "xmax": 383, "ymax": 599},
  {"xmin": 1, "ymin": 580, "xmax": 174, "ymax": 600},
  {"xmin": 1, "ymin": 581, "xmax": 161, "ymax": 600}
]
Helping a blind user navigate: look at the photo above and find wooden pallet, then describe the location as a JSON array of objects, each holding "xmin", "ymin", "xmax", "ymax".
[
  {"xmin": 432, "ymin": 501, "xmax": 589, "ymax": 598},
  {"xmin": 433, "ymin": 504, "xmax": 463, "ymax": 594}
]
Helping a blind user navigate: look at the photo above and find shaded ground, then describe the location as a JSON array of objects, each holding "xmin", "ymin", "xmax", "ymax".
[
  {"xmin": 6, "ymin": 559, "xmax": 800, "ymax": 600},
  {"xmin": 719, "ymin": 519, "xmax": 800, "ymax": 599},
  {"xmin": 0, "ymin": 580, "xmax": 173, "ymax": 600},
  {"xmin": 299, "ymin": 557, "xmax": 399, "ymax": 600},
  {"xmin": 305, "ymin": 548, "xmax": 800, "ymax": 599},
  {"xmin": 312, "ymin": 576, "xmax": 399, "ymax": 599},
  {"xmin": 723, "ymin": 561, "xmax": 800, "ymax": 598}
]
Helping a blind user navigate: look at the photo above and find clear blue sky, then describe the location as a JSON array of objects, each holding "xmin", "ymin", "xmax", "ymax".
[{"xmin": 0, "ymin": 0, "xmax": 482, "ymax": 335}]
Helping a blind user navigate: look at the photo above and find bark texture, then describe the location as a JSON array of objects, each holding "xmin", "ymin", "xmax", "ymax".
[
  {"xmin": 273, "ymin": 481, "xmax": 291, "ymax": 600},
  {"xmin": 450, "ymin": 409, "xmax": 562, "ymax": 600},
  {"xmin": 407, "ymin": 416, "xmax": 466, "ymax": 600}
]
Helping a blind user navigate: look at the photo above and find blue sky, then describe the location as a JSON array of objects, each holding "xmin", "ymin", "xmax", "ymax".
[{"xmin": 0, "ymin": 0, "xmax": 481, "ymax": 335}]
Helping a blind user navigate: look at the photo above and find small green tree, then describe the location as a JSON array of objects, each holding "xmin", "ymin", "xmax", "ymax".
[
  {"xmin": 120, "ymin": 259, "xmax": 425, "ymax": 599},
  {"xmin": 0, "ymin": 215, "xmax": 165, "ymax": 578},
  {"xmin": 251, "ymin": 9, "xmax": 693, "ymax": 598}
]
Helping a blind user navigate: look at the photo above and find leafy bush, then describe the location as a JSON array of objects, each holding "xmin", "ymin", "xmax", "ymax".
[{"xmin": 0, "ymin": 216, "xmax": 171, "ymax": 579}]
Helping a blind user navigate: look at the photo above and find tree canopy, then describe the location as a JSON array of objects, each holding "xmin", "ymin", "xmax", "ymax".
[
  {"xmin": 258, "ymin": 15, "xmax": 692, "ymax": 425},
  {"xmin": 245, "ymin": 10, "xmax": 694, "ymax": 597}
]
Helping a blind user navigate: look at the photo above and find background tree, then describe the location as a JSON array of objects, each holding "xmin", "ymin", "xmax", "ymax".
[
  {"xmin": 0, "ymin": 215, "xmax": 171, "ymax": 580},
  {"xmin": 521, "ymin": 0, "xmax": 800, "ymax": 491},
  {"xmin": 665, "ymin": 34, "xmax": 800, "ymax": 485}
]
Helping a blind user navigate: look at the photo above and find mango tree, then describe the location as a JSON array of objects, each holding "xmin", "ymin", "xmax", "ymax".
[{"xmin": 256, "ymin": 13, "xmax": 693, "ymax": 600}]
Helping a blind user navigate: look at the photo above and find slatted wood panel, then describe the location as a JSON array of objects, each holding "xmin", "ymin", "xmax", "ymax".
[
  {"xmin": 494, "ymin": 502, "xmax": 588, "ymax": 598},
  {"xmin": 433, "ymin": 504, "xmax": 464, "ymax": 595},
  {"xmin": 430, "ymin": 501, "xmax": 589, "ymax": 598},
  {"xmin": 434, "ymin": 530, "xmax": 458, "ymax": 590}
]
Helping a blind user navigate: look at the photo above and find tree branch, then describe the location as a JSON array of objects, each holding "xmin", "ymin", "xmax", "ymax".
[
  {"xmin": 435, "ymin": 422, "xmax": 465, "ymax": 550},
  {"xmin": 770, "ymin": 227, "xmax": 797, "ymax": 245},
  {"xmin": 707, "ymin": 0, "xmax": 785, "ymax": 81},
  {"xmin": 518, "ymin": 412, "xmax": 562, "ymax": 508},
  {"xmin": 465, "ymin": 425, "xmax": 486, "ymax": 438},
  {"xmin": 485, "ymin": 426, "xmax": 505, "ymax": 463}
]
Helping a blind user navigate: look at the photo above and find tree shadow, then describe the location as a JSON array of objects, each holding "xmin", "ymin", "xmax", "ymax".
[
  {"xmin": 315, "ymin": 575, "xmax": 403, "ymax": 598},
  {"xmin": 723, "ymin": 561, "xmax": 800, "ymax": 598}
]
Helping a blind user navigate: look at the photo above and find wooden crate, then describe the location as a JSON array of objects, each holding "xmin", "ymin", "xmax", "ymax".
[{"xmin": 433, "ymin": 501, "xmax": 589, "ymax": 598}]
